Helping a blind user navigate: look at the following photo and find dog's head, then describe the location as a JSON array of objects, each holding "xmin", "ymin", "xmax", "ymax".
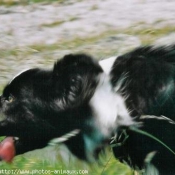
[{"xmin": 0, "ymin": 54, "xmax": 133, "ymax": 162}]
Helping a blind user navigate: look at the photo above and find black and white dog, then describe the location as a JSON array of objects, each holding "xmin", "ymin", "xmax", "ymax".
[
  {"xmin": 100, "ymin": 45, "xmax": 175, "ymax": 175},
  {"xmin": 0, "ymin": 54, "xmax": 133, "ymax": 162},
  {"xmin": 0, "ymin": 45, "xmax": 175, "ymax": 175}
]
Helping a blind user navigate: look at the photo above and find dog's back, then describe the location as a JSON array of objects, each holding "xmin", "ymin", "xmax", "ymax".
[{"xmin": 102, "ymin": 45, "xmax": 175, "ymax": 175}]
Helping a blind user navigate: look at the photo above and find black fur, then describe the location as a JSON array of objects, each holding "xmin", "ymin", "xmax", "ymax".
[
  {"xmin": 0, "ymin": 54, "xmax": 108, "ymax": 160},
  {"xmin": 110, "ymin": 45, "xmax": 175, "ymax": 175}
]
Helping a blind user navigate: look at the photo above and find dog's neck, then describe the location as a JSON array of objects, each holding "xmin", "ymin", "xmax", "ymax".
[
  {"xmin": 89, "ymin": 73, "xmax": 133, "ymax": 137},
  {"xmin": 99, "ymin": 56, "xmax": 117, "ymax": 74}
]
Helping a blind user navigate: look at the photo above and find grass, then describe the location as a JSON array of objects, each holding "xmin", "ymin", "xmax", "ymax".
[
  {"xmin": 41, "ymin": 20, "xmax": 65, "ymax": 28},
  {"xmin": 1, "ymin": 24, "xmax": 175, "ymax": 59},
  {"xmin": 120, "ymin": 23, "xmax": 175, "ymax": 45},
  {"xmin": 40, "ymin": 17, "xmax": 79, "ymax": 28},
  {"xmin": 0, "ymin": 145, "xmax": 133, "ymax": 175}
]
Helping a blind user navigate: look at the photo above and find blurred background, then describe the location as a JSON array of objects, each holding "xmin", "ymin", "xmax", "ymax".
[{"xmin": 0, "ymin": 0, "xmax": 175, "ymax": 174}]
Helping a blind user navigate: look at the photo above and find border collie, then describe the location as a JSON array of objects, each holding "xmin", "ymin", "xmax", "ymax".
[
  {"xmin": 0, "ymin": 45, "xmax": 175, "ymax": 175},
  {"xmin": 0, "ymin": 54, "xmax": 133, "ymax": 163}
]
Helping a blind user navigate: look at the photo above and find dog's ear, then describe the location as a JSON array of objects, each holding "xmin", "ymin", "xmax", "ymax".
[{"xmin": 52, "ymin": 54, "xmax": 103, "ymax": 109}]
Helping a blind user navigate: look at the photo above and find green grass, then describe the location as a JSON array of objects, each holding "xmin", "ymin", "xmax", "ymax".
[{"xmin": 0, "ymin": 146, "xmax": 133, "ymax": 175}]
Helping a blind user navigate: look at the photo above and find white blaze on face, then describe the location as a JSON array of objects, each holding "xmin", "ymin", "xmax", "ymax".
[
  {"xmin": 99, "ymin": 56, "xmax": 117, "ymax": 74},
  {"xmin": 89, "ymin": 73, "xmax": 133, "ymax": 137}
]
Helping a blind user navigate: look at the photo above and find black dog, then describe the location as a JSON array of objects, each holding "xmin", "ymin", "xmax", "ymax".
[
  {"xmin": 0, "ymin": 54, "xmax": 133, "ymax": 162},
  {"xmin": 99, "ymin": 45, "xmax": 175, "ymax": 175}
]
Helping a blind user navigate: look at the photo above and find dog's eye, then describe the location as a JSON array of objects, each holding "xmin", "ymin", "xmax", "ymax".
[{"xmin": 5, "ymin": 95, "xmax": 14, "ymax": 103}]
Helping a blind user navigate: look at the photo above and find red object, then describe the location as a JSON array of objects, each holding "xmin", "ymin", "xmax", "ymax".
[{"xmin": 0, "ymin": 137, "xmax": 16, "ymax": 163}]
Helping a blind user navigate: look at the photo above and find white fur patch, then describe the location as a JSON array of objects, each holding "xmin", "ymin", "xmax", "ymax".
[
  {"xmin": 90, "ymin": 73, "xmax": 133, "ymax": 137},
  {"xmin": 99, "ymin": 56, "xmax": 117, "ymax": 74}
]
